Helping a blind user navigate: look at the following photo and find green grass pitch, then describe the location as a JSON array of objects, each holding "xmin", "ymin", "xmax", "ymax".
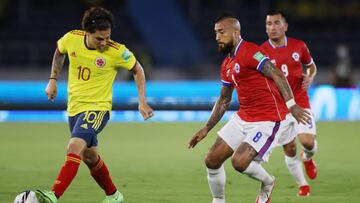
[{"xmin": 1, "ymin": 121, "xmax": 359, "ymax": 203}]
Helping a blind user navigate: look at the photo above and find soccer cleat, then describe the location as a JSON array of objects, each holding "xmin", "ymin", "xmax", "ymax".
[
  {"xmin": 102, "ymin": 190, "xmax": 124, "ymax": 203},
  {"xmin": 297, "ymin": 185, "xmax": 310, "ymax": 196},
  {"xmin": 35, "ymin": 190, "xmax": 57, "ymax": 203},
  {"xmin": 255, "ymin": 176, "xmax": 275, "ymax": 203},
  {"xmin": 302, "ymin": 156, "xmax": 318, "ymax": 179}
]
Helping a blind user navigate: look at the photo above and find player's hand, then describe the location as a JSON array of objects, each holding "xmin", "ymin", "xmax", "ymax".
[
  {"xmin": 188, "ymin": 127, "xmax": 208, "ymax": 149},
  {"xmin": 45, "ymin": 79, "xmax": 58, "ymax": 102},
  {"xmin": 289, "ymin": 104, "xmax": 311, "ymax": 125},
  {"xmin": 138, "ymin": 103, "xmax": 154, "ymax": 120},
  {"xmin": 302, "ymin": 73, "xmax": 314, "ymax": 90}
]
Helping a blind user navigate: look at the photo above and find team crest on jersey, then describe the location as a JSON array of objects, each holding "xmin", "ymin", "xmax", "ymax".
[
  {"xmin": 95, "ymin": 57, "xmax": 106, "ymax": 68},
  {"xmin": 234, "ymin": 63, "xmax": 240, "ymax": 73},
  {"xmin": 292, "ymin": 52, "xmax": 300, "ymax": 62}
]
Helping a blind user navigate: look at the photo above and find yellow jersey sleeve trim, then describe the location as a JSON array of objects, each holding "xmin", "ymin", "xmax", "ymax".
[{"xmin": 107, "ymin": 41, "xmax": 121, "ymax": 50}]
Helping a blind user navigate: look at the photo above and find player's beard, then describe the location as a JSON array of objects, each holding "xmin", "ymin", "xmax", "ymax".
[{"xmin": 217, "ymin": 41, "xmax": 233, "ymax": 55}]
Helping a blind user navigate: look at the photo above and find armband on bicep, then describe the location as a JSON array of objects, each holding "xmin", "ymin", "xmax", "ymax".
[{"xmin": 261, "ymin": 61, "xmax": 276, "ymax": 76}]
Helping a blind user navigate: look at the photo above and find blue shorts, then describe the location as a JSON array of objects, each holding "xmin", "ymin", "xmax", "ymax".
[{"xmin": 68, "ymin": 111, "xmax": 109, "ymax": 147}]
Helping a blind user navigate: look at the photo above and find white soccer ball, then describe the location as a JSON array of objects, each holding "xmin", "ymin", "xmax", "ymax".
[{"xmin": 14, "ymin": 190, "xmax": 39, "ymax": 203}]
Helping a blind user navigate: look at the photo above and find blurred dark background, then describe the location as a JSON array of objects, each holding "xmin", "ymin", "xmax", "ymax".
[{"xmin": 0, "ymin": 0, "xmax": 359, "ymax": 86}]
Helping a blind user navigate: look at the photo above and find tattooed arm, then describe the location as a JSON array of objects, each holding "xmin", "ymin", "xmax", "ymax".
[
  {"xmin": 45, "ymin": 48, "xmax": 66, "ymax": 101},
  {"xmin": 262, "ymin": 60, "xmax": 294, "ymax": 102},
  {"xmin": 261, "ymin": 60, "xmax": 310, "ymax": 124},
  {"xmin": 188, "ymin": 85, "xmax": 234, "ymax": 148}
]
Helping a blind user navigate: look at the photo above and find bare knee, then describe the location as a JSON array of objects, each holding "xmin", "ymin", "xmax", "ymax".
[
  {"xmin": 82, "ymin": 148, "xmax": 99, "ymax": 168},
  {"xmin": 67, "ymin": 138, "xmax": 87, "ymax": 156},
  {"xmin": 204, "ymin": 137, "xmax": 233, "ymax": 169},
  {"xmin": 299, "ymin": 134, "xmax": 315, "ymax": 150},
  {"xmin": 283, "ymin": 140, "xmax": 297, "ymax": 157},
  {"xmin": 231, "ymin": 143, "xmax": 257, "ymax": 172},
  {"xmin": 231, "ymin": 155, "xmax": 250, "ymax": 172},
  {"xmin": 83, "ymin": 154, "xmax": 98, "ymax": 168},
  {"xmin": 205, "ymin": 154, "xmax": 223, "ymax": 169}
]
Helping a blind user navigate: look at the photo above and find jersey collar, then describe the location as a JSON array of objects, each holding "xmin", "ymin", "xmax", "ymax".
[
  {"xmin": 231, "ymin": 37, "xmax": 243, "ymax": 58},
  {"xmin": 268, "ymin": 36, "xmax": 287, "ymax": 48},
  {"xmin": 84, "ymin": 35, "xmax": 96, "ymax": 50}
]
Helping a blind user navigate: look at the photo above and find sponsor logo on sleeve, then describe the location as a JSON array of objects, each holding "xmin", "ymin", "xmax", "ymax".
[
  {"xmin": 121, "ymin": 50, "xmax": 131, "ymax": 61},
  {"xmin": 253, "ymin": 51, "xmax": 265, "ymax": 62}
]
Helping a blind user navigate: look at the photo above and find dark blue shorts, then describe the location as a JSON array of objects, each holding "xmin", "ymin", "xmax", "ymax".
[{"xmin": 68, "ymin": 111, "xmax": 109, "ymax": 147}]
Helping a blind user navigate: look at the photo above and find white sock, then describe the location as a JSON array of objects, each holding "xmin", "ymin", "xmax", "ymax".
[
  {"xmin": 207, "ymin": 165, "xmax": 226, "ymax": 200},
  {"xmin": 212, "ymin": 198, "xmax": 225, "ymax": 203},
  {"xmin": 303, "ymin": 140, "xmax": 318, "ymax": 160},
  {"xmin": 285, "ymin": 155, "xmax": 308, "ymax": 186},
  {"xmin": 243, "ymin": 161, "xmax": 273, "ymax": 185}
]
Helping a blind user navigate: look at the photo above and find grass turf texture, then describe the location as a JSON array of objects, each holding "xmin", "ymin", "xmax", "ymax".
[{"xmin": 0, "ymin": 122, "xmax": 359, "ymax": 203}]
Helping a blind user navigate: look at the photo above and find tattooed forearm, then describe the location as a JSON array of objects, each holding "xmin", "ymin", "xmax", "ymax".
[
  {"xmin": 205, "ymin": 86, "xmax": 233, "ymax": 131},
  {"xmin": 50, "ymin": 49, "xmax": 66, "ymax": 78},
  {"xmin": 262, "ymin": 60, "xmax": 294, "ymax": 102}
]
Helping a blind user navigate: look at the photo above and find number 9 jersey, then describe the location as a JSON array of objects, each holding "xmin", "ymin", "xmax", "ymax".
[
  {"xmin": 57, "ymin": 30, "xmax": 136, "ymax": 116},
  {"xmin": 260, "ymin": 37, "xmax": 314, "ymax": 109}
]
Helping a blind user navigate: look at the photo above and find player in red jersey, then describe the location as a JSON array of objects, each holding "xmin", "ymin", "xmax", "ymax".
[
  {"xmin": 261, "ymin": 10, "xmax": 318, "ymax": 197},
  {"xmin": 188, "ymin": 14, "xmax": 310, "ymax": 203}
]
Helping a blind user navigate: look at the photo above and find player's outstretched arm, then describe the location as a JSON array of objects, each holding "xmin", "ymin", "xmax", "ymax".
[
  {"xmin": 188, "ymin": 86, "xmax": 233, "ymax": 148},
  {"xmin": 261, "ymin": 60, "xmax": 311, "ymax": 124},
  {"xmin": 45, "ymin": 48, "xmax": 65, "ymax": 101},
  {"xmin": 302, "ymin": 63, "xmax": 317, "ymax": 90},
  {"xmin": 131, "ymin": 61, "xmax": 154, "ymax": 120}
]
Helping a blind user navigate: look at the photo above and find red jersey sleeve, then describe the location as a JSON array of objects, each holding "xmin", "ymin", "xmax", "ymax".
[
  {"xmin": 241, "ymin": 42, "xmax": 269, "ymax": 72},
  {"xmin": 301, "ymin": 41, "xmax": 313, "ymax": 66},
  {"xmin": 220, "ymin": 58, "xmax": 233, "ymax": 87}
]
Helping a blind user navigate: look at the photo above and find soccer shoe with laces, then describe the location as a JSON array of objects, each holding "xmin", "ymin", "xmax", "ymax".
[
  {"xmin": 102, "ymin": 190, "xmax": 124, "ymax": 203},
  {"xmin": 297, "ymin": 185, "xmax": 310, "ymax": 196},
  {"xmin": 255, "ymin": 176, "xmax": 275, "ymax": 203},
  {"xmin": 302, "ymin": 152, "xmax": 318, "ymax": 179},
  {"xmin": 35, "ymin": 190, "xmax": 57, "ymax": 203}
]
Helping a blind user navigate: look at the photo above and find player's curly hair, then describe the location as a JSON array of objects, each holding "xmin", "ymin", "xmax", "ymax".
[{"xmin": 82, "ymin": 7, "xmax": 114, "ymax": 33}]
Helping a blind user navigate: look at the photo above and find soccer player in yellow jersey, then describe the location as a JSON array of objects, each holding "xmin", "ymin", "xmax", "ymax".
[{"xmin": 36, "ymin": 7, "xmax": 153, "ymax": 203}]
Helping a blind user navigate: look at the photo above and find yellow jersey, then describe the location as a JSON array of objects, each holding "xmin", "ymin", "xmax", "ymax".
[{"xmin": 57, "ymin": 30, "xmax": 136, "ymax": 116}]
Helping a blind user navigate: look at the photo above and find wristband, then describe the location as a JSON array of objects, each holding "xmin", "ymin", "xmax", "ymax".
[
  {"xmin": 286, "ymin": 98, "xmax": 296, "ymax": 109},
  {"xmin": 49, "ymin": 78, "xmax": 57, "ymax": 81}
]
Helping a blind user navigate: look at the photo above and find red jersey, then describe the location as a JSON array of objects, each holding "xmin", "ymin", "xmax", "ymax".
[
  {"xmin": 221, "ymin": 39, "xmax": 289, "ymax": 122},
  {"xmin": 261, "ymin": 37, "xmax": 313, "ymax": 108}
]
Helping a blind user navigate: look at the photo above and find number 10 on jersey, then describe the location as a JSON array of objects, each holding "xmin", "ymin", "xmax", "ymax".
[{"xmin": 77, "ymin": 66, "xmax": 91, "ymax": 81}]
